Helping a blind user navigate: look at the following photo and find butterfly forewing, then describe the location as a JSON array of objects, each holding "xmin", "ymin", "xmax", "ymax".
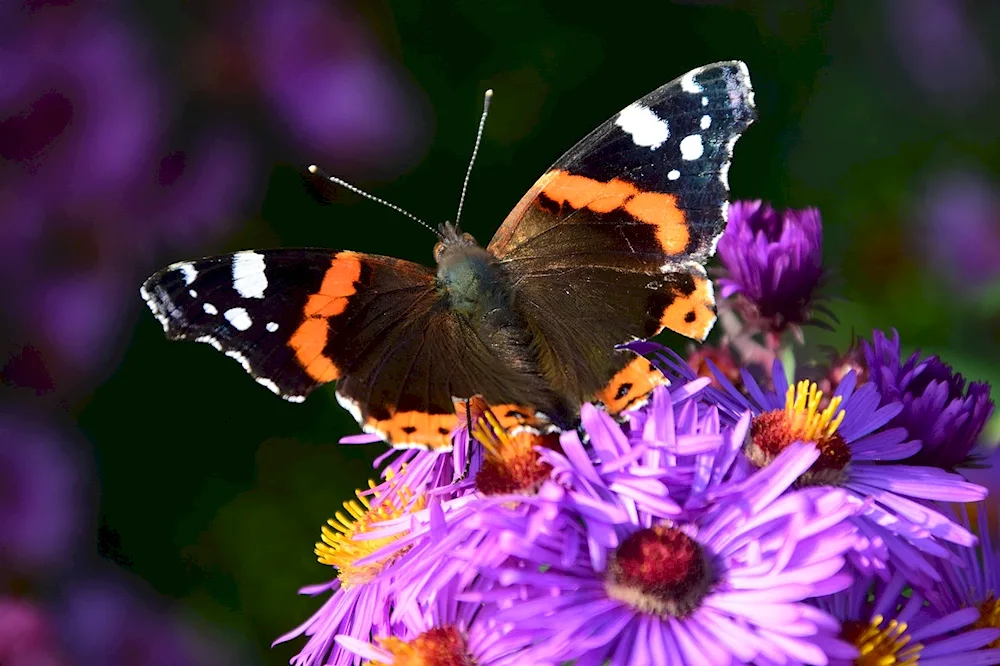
[{"xmin": 486, "ymin": 61, "xmax": 755, "ymax": 404}]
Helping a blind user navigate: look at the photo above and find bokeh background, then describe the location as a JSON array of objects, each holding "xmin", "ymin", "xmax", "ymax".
[{"xmin": 2, "ymin": 1, "xmax": 998, "ymax": 664}]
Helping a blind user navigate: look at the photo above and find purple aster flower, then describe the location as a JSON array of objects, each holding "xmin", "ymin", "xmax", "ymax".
[
  {"xmin": 275, "ymin": 470, "xmax": 428, "ymax": 666},
  {"xmin": 924, "ymin": 502, "xmax": 1000, "ymax": 638},
  {"xmin": 358, "ymin": 386, "xmax": 857, "ymax": 665},
  {"xmin": 712, "ymin": 356, "xmax": 987, "ymax": 584},
  {"xmin": 336, "ymin": 579, "xmax": 550, "ymax": 666},
  {"xmin": 466, "ymin": 447, "xmax": 859, "ymax": 665},
  {"xmin": 716, "ymin": 200, "xmax": 825, "ymax": 333},
  {"xmin": 814, "ymin": 569, "xmax": 1000, "ymax": 666},
  {"xmin": 0, "ymin": 596, "xmax": 66, "ymax": 666},
  {"xmin": 864, "ymin": 328, "xmax": 995, "ymax": 471},
  {"xmin": 0, "ymin": 410, "xmax": 88, "ymax": 577}
]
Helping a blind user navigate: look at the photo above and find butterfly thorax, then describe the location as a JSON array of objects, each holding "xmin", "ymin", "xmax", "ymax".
[{"xmin": 434, "ymin": 227, "xmax": 508, "ymax": 318}]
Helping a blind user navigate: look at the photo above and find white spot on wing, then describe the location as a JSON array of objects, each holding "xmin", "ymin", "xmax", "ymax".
[
  {"xmin": 195, "ymin": 335, "xmax": 224, "ymax": 351},
  {"xmin": 224, "ymin": 307, "xmax": 253, "ymax": 331},
  {"xmin": 720, "ymin": 161, "xmax": 731, "ymax": 190},
  {"xmin": 336, "ymin": 392, "xmax": 364, "ymax": 424},
  {"xmin": 266, "ymin": 321, "xmax": 279, "ymax": 332},
  {"xmin": 175, "ymin": 262, "xmax": 198, "ymax": 285},
  {"xmin": 232, "ymin": 251, "xmax": 268, "ymax": 299},
  {"xmin": 700, "ymin": 115, "xmax": 711, "ymax": 129},
  {"xmin": 667, "ymin": 169, "xmax": 680, "ymax": 181},
  {"xmin": 680, "ymin": 134, "xmax": 704, "ymax": 161},
  {"xmin": 203, "ymin": 303, "xmax": 218, "ymax": 315},
  {"xmin": 189, "ymin": 289, "xmax": 198, "ymax": 298},
  {"xmin": 256, "ymin": 377, "xmax": 281, "ymax": 395},
  {"xmin": 701, "ymin": 96, "xmax": 708, "ymax": 107},
  {"xmin": 140, "ymin": 283, "xmax": 171, "ymax": 332},
  {"xmin": 225, "ymin": 349, "xmax": 251, "ymax": 373},
  {"xmin": 681, "ymin": 70, "xmax": 702, "ymax": 93},
  {"xmin": 615, "ymin": 103, "xmax": 669, "ymax": 150}
]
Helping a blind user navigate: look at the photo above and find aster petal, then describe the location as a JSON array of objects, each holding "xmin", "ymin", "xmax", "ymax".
[
  {"xmin": 850, "ymin": 466, "xmax": 987, "ymax": 502},
  {"xmin": 848, "ymin": 428, "xmax": 917, "ymax": 460}
]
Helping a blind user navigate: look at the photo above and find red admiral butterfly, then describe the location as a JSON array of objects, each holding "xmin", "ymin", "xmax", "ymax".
[{"xmin": 141, "ymin": 61, "xmax": 756, "ymax": 450}]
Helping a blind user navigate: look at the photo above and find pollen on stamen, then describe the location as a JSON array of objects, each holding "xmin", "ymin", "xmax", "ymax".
[
  {"xmin": 470, "ymin": 403, "xmax": 558, "ymax": 496},
  {"xmin": 369, "ymin": 626, "xmax": 475, "ymax": 666},
  {"xmin": 315, "ymin": 469, "xmax": 426, "ymax": 588},
  {"xmin": 746, "ymin": 379, "xmax": 850, "ymax": 486},
  {"xmin": 840, "ymin": 616, "xmax": 922, "ymax": 666},
  {"xmin": 974, "ymin": 594, "xmax": 1000, "ymax": 648}
]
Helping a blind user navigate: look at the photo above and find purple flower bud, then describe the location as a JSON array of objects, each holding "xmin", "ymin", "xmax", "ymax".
[
  {"xmin": 864, "ymin": 329, "xmax": 994, "ymax": 469},
  {"xmin": 717, "ymin": 200, "xmax": 825, "ymax": 332}
]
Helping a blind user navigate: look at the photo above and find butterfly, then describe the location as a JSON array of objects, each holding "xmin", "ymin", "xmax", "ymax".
[{"xmin": 140, "ymin": 61, "xmax": 756, "ymax": 450}]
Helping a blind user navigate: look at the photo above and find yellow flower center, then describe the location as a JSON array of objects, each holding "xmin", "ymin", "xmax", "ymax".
[
  {"xmin": 747, "ymin": 380, "xmax": 850, "ymax": 485},
  {"xmin": 841, "ymin": 616, "xmax": 922, "ymax": 666},
  {"xmin": 366, "ymin": 626, "xmax": 474, "ymax": 666},
  {"xmin": 315, "ymin": 470, "xmax": 425, "ymax": 588},
  {"xmin": 974, "ymin": 594, "xmax": 1000, "ymax": 648}
]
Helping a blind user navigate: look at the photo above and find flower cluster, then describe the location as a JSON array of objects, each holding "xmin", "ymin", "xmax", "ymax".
[{"xmin": 278, "ymin": 202, "xmax": 998, "ymax": 665}]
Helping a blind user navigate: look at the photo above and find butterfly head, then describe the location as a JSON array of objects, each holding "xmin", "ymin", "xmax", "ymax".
[{"xmin": 433, "ymin": 222, "xmax": 481, "ymax": 264}]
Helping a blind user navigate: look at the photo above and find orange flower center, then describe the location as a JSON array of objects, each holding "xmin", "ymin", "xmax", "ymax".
[
  {"xmin": 367, "ymin": 626, "xmax": 475, "ymax": 666},
  {"xmin": 471, "ymin": 406, "xmax": 559, "ymax": 496}
]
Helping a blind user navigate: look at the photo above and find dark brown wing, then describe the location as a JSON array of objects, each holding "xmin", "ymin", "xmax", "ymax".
[
  {"xmin": 487, "ymin": 61, "xmax": 756, "ymax": 407},
  {"xmin": 142, "ymin": 250, "xmax": 554, "ymax": 450}
]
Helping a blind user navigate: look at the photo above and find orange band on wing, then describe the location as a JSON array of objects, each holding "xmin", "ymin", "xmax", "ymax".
[
  {"xmin": 452, "ymin": 396, "xmax": 550, "ymax": 433},
  {"xmin": 365, "ymin": 409, "xmax": 460, "ymax": 451},
  {"xmin": 539, "ymin": 169, "xmax": 690, "ymax": 255},
  {"xmin": 289, "ymin": 252, "xmax": 362, "ymax": 382},
  {"xmin": 593, "ymin": 356, "xmax": 668, "ymax": 415},
  {"xmin": 658, "ymin": 274, "xmax": 716, "ymax": 341}
]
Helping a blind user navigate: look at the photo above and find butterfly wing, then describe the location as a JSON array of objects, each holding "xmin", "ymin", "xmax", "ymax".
[
  {"xmin": 487, "ymin": 61, "xmax": 756, "ymax": 409},
  {"xmin": 141, "ymin": 249, "xmax": 551, "ymax": 449}
]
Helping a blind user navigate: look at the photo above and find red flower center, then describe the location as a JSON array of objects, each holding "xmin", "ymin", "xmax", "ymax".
[{"xmin": 605, "ymin": 525, "xmax": 712, "ymax": 618}]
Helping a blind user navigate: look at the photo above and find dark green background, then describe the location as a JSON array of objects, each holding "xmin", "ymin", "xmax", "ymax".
[{"xmin": 79, "ymin": 2, "xmax": 999, "ymax": 663}]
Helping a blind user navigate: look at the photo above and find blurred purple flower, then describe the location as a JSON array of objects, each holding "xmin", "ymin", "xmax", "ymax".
[
  {"xmin": 0, "ymin": 411, "xmax": 87, "ymax": 576},
  {"xmin": 248, "ymin": 0, "xmax": 426, "ymax": 171},
  {"xmin": 918, "ymin": 170, "xmax": 1000, "ymax": 290},
  {"xmin": 0, "ymin": 596, "xmax": 66, "ymax": 666},
  {"xmin": 887, "ymin": 0, "xmax": 991, "ymax": 109},
  {"xmin": 0, "ymin": 5, "xmax": 254, "ymax": 384},
  {"xmin": 717, "ymin": 200, "xmax": 825, "ymax": 332},
  {"xmin": 57, "ymin": 572, "xmax": 248, "ymax": 666},
  {"xmin": 865, "ymin": 328, "xmax": 994, "ymax": 470}
]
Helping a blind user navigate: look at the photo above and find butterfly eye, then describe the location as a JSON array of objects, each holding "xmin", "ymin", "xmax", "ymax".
[
  {"xmin": 461, "ymin": 232, "xmax": 477, "ymax": 245},
  {"xmin": 433, "ymin": 241, "xmax": 445, "ymax": 262}
]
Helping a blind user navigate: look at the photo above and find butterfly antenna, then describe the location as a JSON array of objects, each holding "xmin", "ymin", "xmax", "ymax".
[
  {"xmin": 307, "ymin": 165, "xmax": 442, "ymax": 238},
  {"xmin": 454, "ymin": 88, "xmax": 494, "ymax": 227}
]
